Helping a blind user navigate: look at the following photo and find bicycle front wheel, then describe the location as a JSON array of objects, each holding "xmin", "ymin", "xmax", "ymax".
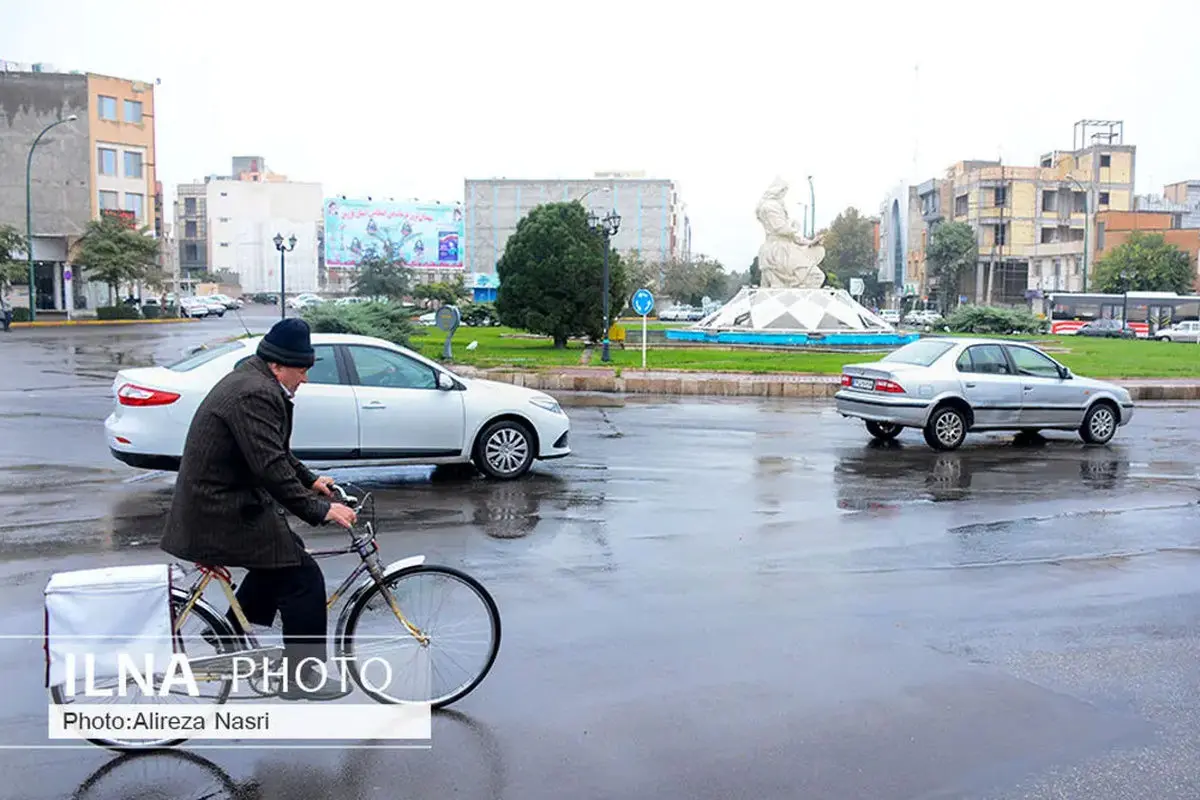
[{"xmin": 341, "ymin": 565, "xmax": 501, "ymax": 707}]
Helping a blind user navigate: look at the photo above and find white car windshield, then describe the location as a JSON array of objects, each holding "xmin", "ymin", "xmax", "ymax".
[{"xmin": 880, "ymin": 339, "xmax": 956, "ymax": 366}]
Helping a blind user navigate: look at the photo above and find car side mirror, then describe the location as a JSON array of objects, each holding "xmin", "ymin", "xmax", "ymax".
[
  {"xmin": 436, "ymin": 372, "xmax": 456, "ymax": 391},
  {"xmin": 1058, "ymin": 366, "xmax": 1071, "ymax": 380}
]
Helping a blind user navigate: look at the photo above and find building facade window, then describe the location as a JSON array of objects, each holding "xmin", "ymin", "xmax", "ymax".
[
  {"xmin": 98, "ymin": 190, "xmax": 119, "ymax": 210},
  {"xmin": 185, "ymin": 221, "xmax": 198, "ymax": 238},
  {"xmin": 124, "ymin": 193, "xmax": 144, "ymax": 221},
  {"xmin": 97, "ymin": 96, "xmax": 117, "ymax": 120},
  {"xmin": 98, "ymin": 147, "xmax": 117, "ymax": 176},
  {"xmin": 1099, "ymin": 192, "xmax": 1110, "ymax": 206},
  {"xmin": 124, "ymin": 151, "xmax": 143, "ymax": 179},
  {"xmin": 124, "ymin": 99, "xmax": 143, "ymax": 123},
  {"xmin": 1100, "ymin": 154, "xmax": 1111, "ymax": 168},
  {"xmin": 184, "ymin": 197, "xmax": 197, "ymax": 215}
]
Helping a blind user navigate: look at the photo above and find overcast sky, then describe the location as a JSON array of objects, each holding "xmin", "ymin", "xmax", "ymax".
[{"xmin": 5, "ymin": 0, "xmax": 1200, "ymax": 271}]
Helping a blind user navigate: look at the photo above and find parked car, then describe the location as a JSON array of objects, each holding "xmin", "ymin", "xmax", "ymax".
[
  {"xmin": 879, "ymin": 309, "xmax": 901, "ymax": 324},
  {"xmin": 286, "ymin": 293, "xmax": 323, "ymax": 309},
  {"xmin": 1155, "ymin": 320, "xmax": 1200, "ymax": 343},
  {"xmin": 177, "ymin": 297, "xmax": 212, "ymax": 318},
  {"xmin": 1076, "ymin": 319, "xmax": 1137, "ymax": 338},
  {"xmin": 204, "ymin": 293, "xmax": 243, "ymax": 310},
  {"xmin": 903, "ymin": 309, "xmax": 943, "ymax": 327},
  {"xmin": 835, "ymin": 337, "xmax": 1134, "ymax": 451},
  {"xmin": 104, "ymin": 333, "xmax": 571, "ymax": 479}
]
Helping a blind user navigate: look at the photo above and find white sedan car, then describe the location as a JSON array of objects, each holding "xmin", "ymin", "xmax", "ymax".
[{"xmin": 104, "ymin": 333, "xmax": 571, "ymax": 479}]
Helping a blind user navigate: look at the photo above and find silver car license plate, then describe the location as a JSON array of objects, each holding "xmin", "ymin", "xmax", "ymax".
[{"xmin": 851, "ymin": 377, "xmax": 875, "ymax": 390}]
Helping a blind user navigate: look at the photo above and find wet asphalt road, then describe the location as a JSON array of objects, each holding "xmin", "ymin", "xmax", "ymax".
[{"xmin": 2, "ymin": 314, "xmax": 1200, "ymax": 799}]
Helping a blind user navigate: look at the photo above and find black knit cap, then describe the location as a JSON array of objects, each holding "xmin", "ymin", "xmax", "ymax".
[{"xmin": 257, "ymin": 318, "xmax": 316, "ymax": 368}]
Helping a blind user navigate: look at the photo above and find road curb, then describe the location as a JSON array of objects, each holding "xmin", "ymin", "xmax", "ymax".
[
  {"xmin": 455, "ymin": 366, "xmax": 1200, "ymax": 402},
  {"xmin": 8, "ymin": 317, "xmax": 201, "ymax": 328}
]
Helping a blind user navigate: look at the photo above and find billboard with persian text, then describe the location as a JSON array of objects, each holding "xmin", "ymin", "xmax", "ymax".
[{"xmin": 323, "ymin": 198, "xmax": 464, "ymax": 270}]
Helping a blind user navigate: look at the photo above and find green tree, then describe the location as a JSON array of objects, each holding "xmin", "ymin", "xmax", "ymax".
[
  {"xmin": 1093, "ymin": 232, "xmax": 1194, "ymax": 294},
  {"xmin": 821, "ymin": 208, "xmax": 875, "ymax": 280},
  {"xmin": 495, "ymin": 201, "xmax": 627, "ymax": 348},
  {"xmin": 351, "ymin": 254, "xmax": 411, "ymax": 301},
  {"xmin": 0, "ymin": 224, "xmax": 27, "ymax": 312},
  {"xmin": 926, "ymin": 221, "xmax": 978, "ymax": 311},
  {"xmin": 818, "ymin": 208, "xmax": 887, "ymax": 303},
  {"xmin": 72, "ymin": 215, "xmax": 159, "ymax": 304},
  {"xmin": 413, "ymin": 277, "xmax": 470, "ymax": 307},
  {"xmin": 663, "ymin": 256, "xmax": 727, "ymax": 306},
  {"xmin": 748, "ymin": 256, "xmax": 761, "ymax": 286},
  {"xmin": 620, "ymin": 250, "xmax": 662, "ymax": 296}
]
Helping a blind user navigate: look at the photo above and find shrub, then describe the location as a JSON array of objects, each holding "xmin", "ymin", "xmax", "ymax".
[
  {"xmin": 96, "ymin": 305, "xmax": 141, "ymax": 320},
  {"xmin": 300, "ymin": 301, "xmax": 418, "ymax": 347},
  {"xmin": 11, "ymin": 307, "xmax": 31, "ymax": 322},
  {"xmin": 141, "ymin": 304, "xmax": 161, "ymax": 319},
  {"xmin": 461, "ymin": 302, "xmax": 499, "ymax": 327},
  {"xmin": 943, "ymin": 305, "xmax": 1046, "ymax": 335}
]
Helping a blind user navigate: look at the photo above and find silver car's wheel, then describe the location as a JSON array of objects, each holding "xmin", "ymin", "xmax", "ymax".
[
  {"xmin": 865, "ymin": 420, "xmax": 901, "ymax": 441},
  {"xmin": 1080, "ymin": 403, "xmax": 1117, "ymax": 445},
  {"xmin": 923, "ymin": 406, "xmax": 967, "ymax": 451},
  {"xmin": 475, "ymin": 421, "xmax": 535, "ymax": 480}
]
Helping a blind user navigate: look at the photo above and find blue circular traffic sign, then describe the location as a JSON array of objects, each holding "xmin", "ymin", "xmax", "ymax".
[{"xmin": 631, "ymin": 288, "xmax": 655, "ymax": 316}]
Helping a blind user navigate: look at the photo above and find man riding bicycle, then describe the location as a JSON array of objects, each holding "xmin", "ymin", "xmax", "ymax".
[{"xmin": 160, "ymin": 318, "xmax": 358, "ymax": 701}]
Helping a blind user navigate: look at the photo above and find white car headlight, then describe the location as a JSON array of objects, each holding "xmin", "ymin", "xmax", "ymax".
[{"xmin": 529, "ymin": 396, "xmax": 564, "ymax": 415}]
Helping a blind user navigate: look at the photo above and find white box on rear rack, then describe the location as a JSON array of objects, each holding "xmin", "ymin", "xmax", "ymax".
[{"xmin": 44, "ymin": 563, "xmax": 176, "ymax": 689}]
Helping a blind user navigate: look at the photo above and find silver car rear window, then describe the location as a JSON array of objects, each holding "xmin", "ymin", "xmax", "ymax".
[{"xmin": 880, "ymin": 340, "xmax": 956, "ymax": 366}]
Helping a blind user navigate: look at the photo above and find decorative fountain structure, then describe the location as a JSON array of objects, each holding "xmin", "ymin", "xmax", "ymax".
[{"xmin": 665, "ymin": 178, "xmax": 918, "ymax": 348}]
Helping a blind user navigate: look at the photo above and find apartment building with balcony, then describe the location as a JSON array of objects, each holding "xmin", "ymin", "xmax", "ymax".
[{"xmin": 901, "ymin": 120, "xmax": 1135, "ymax": 309}]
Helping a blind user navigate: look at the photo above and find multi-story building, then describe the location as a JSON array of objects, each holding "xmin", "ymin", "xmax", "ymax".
[
  {"xmin": 876, "ymin": 182, "xmax": 925, "ymax": 306},
  {"xmin": 174, "ymin": 157, "xmax": 323, "ymax": 296},
  {"xmin": 174, "ymin": 183, "xmax": 208, "ymax": 288},
  {"xmin": 463, "ymin": 173, "xmax": 688, "ymax": 278},
  {"xmin": 0, "ymin": 63, "xmax": 158, "ymax": 313},
  {"xmin": 899, "ymin": 120, "xmax": 1136, "ymax": 308}
]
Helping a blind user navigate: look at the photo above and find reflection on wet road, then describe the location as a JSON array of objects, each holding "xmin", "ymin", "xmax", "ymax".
[{"xmin": 1, "ymin": 321, "xmax": 1200, "ymax": 798}]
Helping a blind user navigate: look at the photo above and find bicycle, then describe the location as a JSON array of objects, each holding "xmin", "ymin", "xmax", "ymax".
[{"xmin": 49, "ymin": 481, "xmax": 502, "ymax": 751}]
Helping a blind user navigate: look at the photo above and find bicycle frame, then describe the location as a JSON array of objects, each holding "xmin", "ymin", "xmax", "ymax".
[{"xmin": 171, "ymin": 483, "xmax": 430, "ymax": 657}]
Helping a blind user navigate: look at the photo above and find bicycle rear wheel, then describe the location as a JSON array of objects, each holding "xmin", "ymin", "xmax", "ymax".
[
  {"xmin": 49, "ymin": 592, "xmax": 236, "ymax": 751},
  {"xmin": 340, "ymin": 565, "xmax": 501, "ymax": 707}
]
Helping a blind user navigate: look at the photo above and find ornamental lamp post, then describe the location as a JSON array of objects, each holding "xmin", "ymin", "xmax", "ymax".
[
  {"xmin": 588, "ymin": 209, "xmax": 622, "ymax": 362},
  {"xmin": 26, "ymin": 114, "xmax": 78, "ymax": 321},
  {"xmin": 274, "ymin": 232, "xmax": 296, "ymax": 319}
]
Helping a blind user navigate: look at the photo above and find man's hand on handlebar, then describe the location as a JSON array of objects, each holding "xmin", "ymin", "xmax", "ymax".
[
  {"xmin": 311, "ymin": 475, "xmax": 336, "ymax": 498},
  {"xmin": 325, "ymin": 502, "xmax": 358, "ymax": 529}
]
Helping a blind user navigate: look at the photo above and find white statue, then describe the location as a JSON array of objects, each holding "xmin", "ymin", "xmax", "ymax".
[{"xmin": 755, "ymin": 178, "xmax": 827, "ymax": 289}]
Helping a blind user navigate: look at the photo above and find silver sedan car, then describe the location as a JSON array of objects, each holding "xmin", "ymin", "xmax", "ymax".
[{"xmin": 835, "ymin": 337, "xmax": 1135, "ymax": 450}]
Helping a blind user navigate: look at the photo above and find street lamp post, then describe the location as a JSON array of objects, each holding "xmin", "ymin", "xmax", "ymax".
[
  {"xmin": 588, "ymin": 209, "xmax": 621, "ymax": 363},
  {"xmin": 26, "ymin": 115, "xmax": 78, "ymax": 322},
  {"xmin": 273, "ymin": 233, "xmax": 296, "ymax": 320}
]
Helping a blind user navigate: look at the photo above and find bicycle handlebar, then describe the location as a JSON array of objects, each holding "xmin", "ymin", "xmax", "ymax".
[{"xmin": 330, "ymin": 483, "xmax": 358, "ymax": 506}]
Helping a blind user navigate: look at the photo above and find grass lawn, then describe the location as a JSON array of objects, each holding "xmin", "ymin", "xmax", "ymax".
[{"xmin": 410, "ymin": 325, "xmax": 1200, "ymax": 379}]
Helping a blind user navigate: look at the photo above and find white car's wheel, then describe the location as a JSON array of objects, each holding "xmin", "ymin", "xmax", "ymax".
[{"xmin": 474, "ymin": 420, "xmax": 535, "ymax": 480}]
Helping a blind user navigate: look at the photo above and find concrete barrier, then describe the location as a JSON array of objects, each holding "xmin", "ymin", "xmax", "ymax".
[{"xmin": 456, "ymin": 366, "xmax": 1200, "ymax": 402}]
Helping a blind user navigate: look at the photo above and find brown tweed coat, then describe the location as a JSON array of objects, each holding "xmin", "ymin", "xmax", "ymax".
[{"xmin": 160, "ymin": 355, "xmax": 332, "ymax": 569}]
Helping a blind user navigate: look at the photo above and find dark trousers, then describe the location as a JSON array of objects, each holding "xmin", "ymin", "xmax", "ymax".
[{"xmin": 227, "ymin": 548, "xmax": 328, "ymax": 672}]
